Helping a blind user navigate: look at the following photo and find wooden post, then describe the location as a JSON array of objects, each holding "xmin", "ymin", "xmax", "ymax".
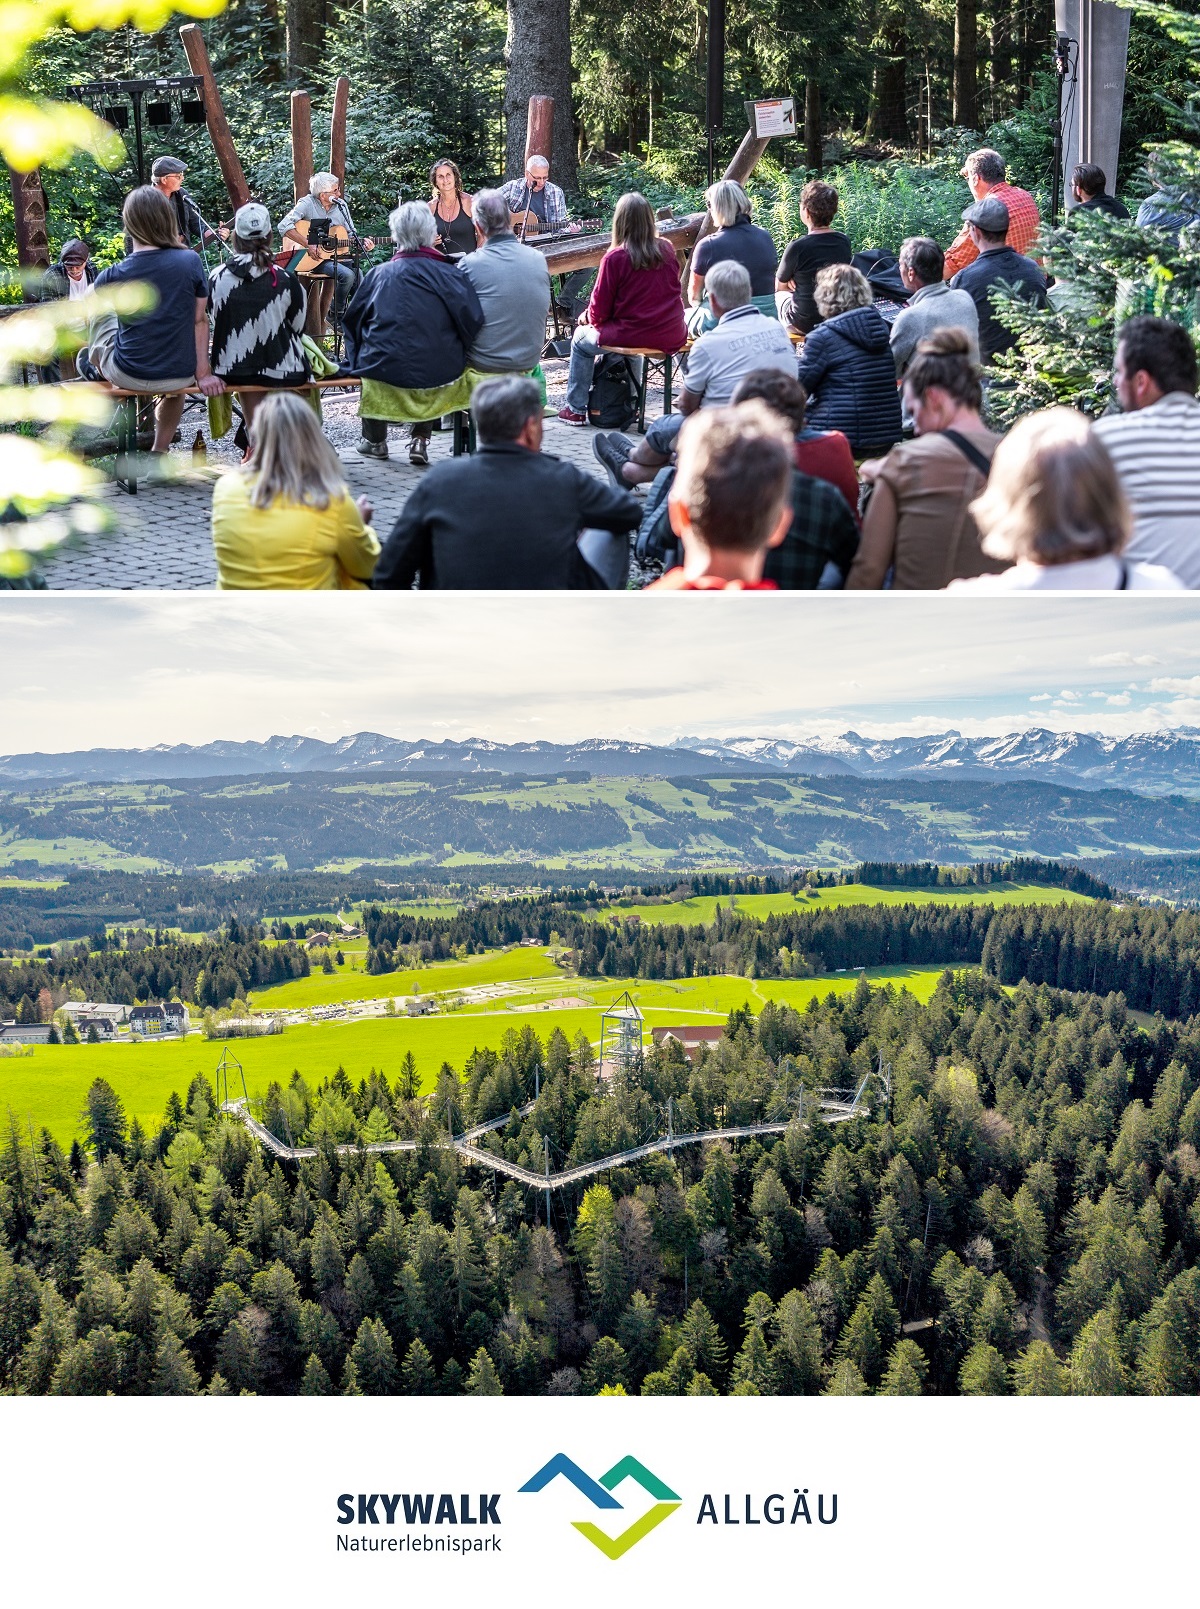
[
  {"xmin": 290, "ymin": 90, "xmax": 313, "ymax": 204},
  {"xmin": 330, "ymin": 75, "xmax": 349, "ymax": 186},
  {"xmin": 179, "ymin": 22, "xmax": 250, "ymax": 210},
  {"xmin": 692, "ymin": 128, "xmax": 772, "ymax": 250},
  {"xmin": 525, "ymin": 95, "xmax": 554, "ymax": 165},
  {"xmin": 7, "ymin": 167, "xmax": 51, "ymax": 298}
]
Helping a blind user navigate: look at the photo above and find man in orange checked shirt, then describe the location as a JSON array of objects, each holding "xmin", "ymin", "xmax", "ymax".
[{"xmin": 942, "ymin": 148, "xmax": 1041, "ymax": 278}]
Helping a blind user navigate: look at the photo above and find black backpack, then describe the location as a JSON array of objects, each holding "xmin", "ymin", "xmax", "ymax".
[{"xmin": 587, "ymin": 354, "xmax": 638, "ymax": 430}]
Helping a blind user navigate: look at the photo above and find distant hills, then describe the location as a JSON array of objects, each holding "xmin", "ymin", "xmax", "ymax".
[{"xmin": 3, "ymin": 727, "xmax": 1200, "ymax": 794}]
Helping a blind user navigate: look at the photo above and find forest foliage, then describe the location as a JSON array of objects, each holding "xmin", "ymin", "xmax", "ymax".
[{"xmin": 5, "ymin": 968, "xmax": 1200, "ymax": 1396}]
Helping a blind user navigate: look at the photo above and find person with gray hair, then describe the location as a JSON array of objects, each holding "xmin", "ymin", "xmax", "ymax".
[
  {"xmin": 373, "ymin": 374, "xmax": 641, "ymax": 589},
  {"xmin": 276, "ymin": 170, "xmax": 375, "ymax": 324},
  {"xmin": 593, "ymin": 256, "xmax": 795, "ymax": 490},
  {"xmin": 458, "ymin": 188, "xmax": 551, "ymax": 374},
  {"xmin": 345, "ymin": 200, "xmax": 484, "ymax": 464},
  {"xmin": 889, "ymin": 236, "xmax": 979, "ymax": 393},
  {"xmin": 686, "ymin": 178, "xmax": 779, "ymax": 335},
  {"xmin": 500, "ymin": 153, "xmax": 572, "ymax": 236}
]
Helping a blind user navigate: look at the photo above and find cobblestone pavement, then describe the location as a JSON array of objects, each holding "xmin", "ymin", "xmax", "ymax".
[{"xmin": 37, "ymin": 355, "xmax": 665, "ymax": 591}]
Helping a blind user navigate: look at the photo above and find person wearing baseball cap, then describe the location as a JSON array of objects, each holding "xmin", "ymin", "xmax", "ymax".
[
  {"xmin": 151, "ymin": 154, "xmax": 227, "ymax": 249},
  {"xmin": 209, "ymin": 198, "xmax": 310, "ymax": 429},
  {"xmin": 947, "ymin": 193, "xmax": 1047, "ymax": 366}
]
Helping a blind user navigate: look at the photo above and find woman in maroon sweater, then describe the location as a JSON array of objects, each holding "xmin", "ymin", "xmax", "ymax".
[{"xmin": 559, "ymin": 192, "xmax": 687, "ymax": 424}]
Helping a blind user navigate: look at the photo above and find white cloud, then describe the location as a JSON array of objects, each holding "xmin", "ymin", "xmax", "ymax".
[
  {"xmin": 1106, "ymin": 693, "xmax": 1132, "ymax": 707},
  {"xmin": 1090, "ymin": 651, "xmax": 1162, "ymax": 667},
  {"xmin": 1149, "ymin": 676, "xmax": 1200, "ymax": 695},
  {"xmin": 2, "ymin": 595, "xmax": 1200, "ymax": 754}
]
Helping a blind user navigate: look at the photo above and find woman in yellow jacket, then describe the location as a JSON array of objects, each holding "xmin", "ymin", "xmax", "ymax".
[{"xmin": 211, "ymin": 391, "xmax": 381, "ymax": 588}]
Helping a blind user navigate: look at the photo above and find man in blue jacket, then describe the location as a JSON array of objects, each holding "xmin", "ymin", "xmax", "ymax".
[{"xmin": 346, "ymin": 201, "xmax": 483, "ymax": 465}]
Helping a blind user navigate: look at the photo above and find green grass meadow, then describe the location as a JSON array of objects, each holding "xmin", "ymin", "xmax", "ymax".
[
  {"xmin": 594, "ymin": 882, "xmax": 1093, "ymax": 926},
  {"xmin": 2, "ymin": 962, "xmax": 949, "ymax": 1146}
]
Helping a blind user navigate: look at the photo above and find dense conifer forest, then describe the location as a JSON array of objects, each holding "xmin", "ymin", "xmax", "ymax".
[{"xmin": 4, "ymin": 968, "xmax": 1200, "ymax": 1396}]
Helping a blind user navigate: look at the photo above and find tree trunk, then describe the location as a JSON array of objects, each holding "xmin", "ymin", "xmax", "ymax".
[
  {"xmin": 867, "ymin": 21, "xmax": 908, "ymax": 144},
  {"xmin": 285, "ymin": 0, "xmax": 325, "ymax": 78},
  {"xmin": 504, "ymin": 0, "xmax": 576, "ymax": 190},
  {"xmin": 805, "ymin": 78, "xmax": 822, "ymax": 171},
  {"xmin": 7, "ymin": 167, "xmax": 50, "ymax": 295},
  {"xmin": 954, "ymin": 0, "xmax": 978, "ymax": 127}
]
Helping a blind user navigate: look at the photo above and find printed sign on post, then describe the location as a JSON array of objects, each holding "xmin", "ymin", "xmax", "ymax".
[{"xmin": 748, "ymin": 96, "xmax": 796, "ymax": 137}]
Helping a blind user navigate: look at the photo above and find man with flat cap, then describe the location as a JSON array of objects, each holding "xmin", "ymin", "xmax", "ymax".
[
  {"xmin": 151, "ymin": 155, "xmax": 227, "ymax": 250},
  {"xmin": 949, "ymin": 194, "xmax": 1046, "ymax": 366}
]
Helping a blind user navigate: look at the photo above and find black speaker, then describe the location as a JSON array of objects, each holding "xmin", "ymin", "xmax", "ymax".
[{"xmin": 146, "ymin": 101, "xmax": 172, "ymax": 127}]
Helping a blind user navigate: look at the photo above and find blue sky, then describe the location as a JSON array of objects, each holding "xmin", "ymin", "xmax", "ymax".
[{"xmin": 4, "ymin": 594, "xmax": 1200, "ymax": 753}]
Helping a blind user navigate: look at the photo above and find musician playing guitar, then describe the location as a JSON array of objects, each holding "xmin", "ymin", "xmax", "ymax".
[
  {"xmin": 276, "ymin": 172, "xmax": 376, "ymax": 324},
  {"xmin": 500, "ymin": 155, "xmax": 582, "ymax": 240}
]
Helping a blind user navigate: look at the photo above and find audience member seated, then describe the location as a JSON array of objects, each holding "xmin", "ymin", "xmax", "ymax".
[
  {"xmin": 776, "ymin": 180, "xmax": 853, "ymax": 335},
  {"xmin": 949, "ymin": 409, "xmax": 1184, "ymax": 590},
  {"xmin": 847, "ymin": 329, "xmax": 1008, "ymax": 590},
  {"xmin": 558, "ymin": 192, "xmax": 687, "ymax": 426},
  {"xmin": 687, "ymin": 179, "xmax": 779, "ymax": 334},
  {"xmin": 1069, "ymin": 163, "xmax": 1130, "ymax": 220},
  {"xmin": 1094, "ymin": 315, "xmax": 1200, "ymax": 587},
  {"xmin": 889, "ymin": 237, "xmax": 979, "ymax": 381},
  {"xmin": 373, "ymin": 376, "xmax": 641, "ymax": 590},
  {"xmin": 41, "ymin": 238, "xmax": 95, "ymax": 303},
  {"xmin": 948, "ymin": 197, "xmax": 1047, "ymax": 366},
  {"xmin": 797, "ymin": 264, "xmax": 903, "ymax": 456},
  {"xmin": 209, "ymin": 201, "xmax": 310, "ymax": 430},
  {"xmin": 943, "ymin": 148, "xmax": 1041, "ymax": 277},
  {"xmin": 729, "ymin": 371, "xmax": 860, "ymax": 588},
  {"xmin": 80, "ymin": 186, "xmax": 224, "ymax": 456},
  {"xmin": 592, "ymin": 260, "xmax": 796, "ymax": 487},
  {"xmin": 457, "ymin": 188, "xmax": 551, "ymax": 375},
  {"xmin": 346, "ymin": 200, "xmax": 483, "ymax": 465},
  {"xmin": 38, "ymin": 237, "xmax": 94, "ymax": 380},
  {"xmin": 728, "ymin": 367, "xmax": 860, "ymax": 520},
  {"xmin": 645, "ymin": 403, "xmax": 793, "ymax": 590},
  {"xmin": 1135, "ymin": 157, "xmax": 1199, "ymax": 232},
  {"xmin": 211, "ymin": 392, "xmax": 380, "ymax": 589}
]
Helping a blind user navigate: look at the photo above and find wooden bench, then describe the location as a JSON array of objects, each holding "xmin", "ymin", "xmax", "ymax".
[
  {"xmin": 597, "ymin": 345, "xmax": 679, "ymax": 434},
  {"xmin": 73, "ymin": 376, "xmax": 477, "ymax": 491}
]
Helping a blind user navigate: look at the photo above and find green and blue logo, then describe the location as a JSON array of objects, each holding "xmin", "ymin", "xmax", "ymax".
[{"xmin": 519, "ymin": 1454, "xmax": 682, "ymax": 1559}]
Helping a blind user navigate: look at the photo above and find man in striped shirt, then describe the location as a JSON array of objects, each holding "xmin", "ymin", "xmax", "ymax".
[
  {"xmin": 942, "ymin": 149, "xmax": 1041, "ymax": 278},
  {"xmin": 1094, "ymin": 317, "xmax": 1200, "ymax": 588}
]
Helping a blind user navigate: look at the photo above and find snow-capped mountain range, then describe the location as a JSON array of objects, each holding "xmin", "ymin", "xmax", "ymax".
[{"xmin": 2, "ymin": 729, "xmax": 1200, "ymax": 792}]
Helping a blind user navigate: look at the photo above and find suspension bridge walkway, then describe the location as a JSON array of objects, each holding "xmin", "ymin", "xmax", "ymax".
[{"xmin": 220, "ymin": 1077, "xmax": 875, "ymax": 1192}]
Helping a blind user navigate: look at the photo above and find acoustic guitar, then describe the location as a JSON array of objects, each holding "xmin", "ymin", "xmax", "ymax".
[
  {"xmin": 510, "ymin": 211, "xmax": 601, "ymax": 240},
  {"xmin": 289, "ymin": 219, "xmax": 355, "ymax": 275}
]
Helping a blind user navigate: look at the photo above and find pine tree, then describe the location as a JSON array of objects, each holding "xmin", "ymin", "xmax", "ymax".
[
  {"xmin": 300, "ymin": 1353, "xmax": 335, "ymax": 1395},
  {"xmin": 348, "ymin": 1317, "xmax": 398, "ymax": 1395},
  {"xmin": 401, "ymin": 1338, "xmax": 438, "ymax": 1394},
  {"xmin": 1011, "ymin": 1340, "xmax": 1068, "ymax": 1395},
  {"xmin": 879, "ymin": 1338, "xmax": 928, "ymax": 1395},
  {"xmin": 82, "ymin": 1079, "xmax": 127, "ymax": 1162},
  {"xmin": 153, "ymin": 1333, "xmax": 200, "ymax": 1395},
  {"xmin": 465, "ymin": 1346, "xmax": 504, "ymax": 1395}
]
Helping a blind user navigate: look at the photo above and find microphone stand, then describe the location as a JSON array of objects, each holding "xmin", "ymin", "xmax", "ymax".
[{"xmin": 183, "ymin": 190, "xmax": 234, "ymax": 261}]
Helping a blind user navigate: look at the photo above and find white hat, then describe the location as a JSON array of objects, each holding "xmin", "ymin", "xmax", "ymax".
[{"xmin": 234, "ymin": 201, "xmax": 272, "ymax": 241}]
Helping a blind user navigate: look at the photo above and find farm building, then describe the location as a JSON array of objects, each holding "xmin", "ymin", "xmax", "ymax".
[
  {"xmin": 0, "ymin": 1022, "xmax": 53, "ymax": 1045},
  {"xmin": 75, "ymin": 1016, "xmax": 116, "ymax": 1041},
  {"xmin": 405, "ymin": 997, "xmax": 437, "ymax": 1016},
  {"xmin": 62, "ymin": 1002, "xmax": 125, "ymax": 1024},
  {"xmin": 650, "ymin": 1025, "xmax": 726, "ymax": 1059}
]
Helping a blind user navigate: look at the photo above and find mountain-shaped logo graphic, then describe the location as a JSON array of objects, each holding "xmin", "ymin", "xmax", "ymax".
[{"xmin": 519, "ymin": 1454, "xmax": 682, "ymax": 1559}]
